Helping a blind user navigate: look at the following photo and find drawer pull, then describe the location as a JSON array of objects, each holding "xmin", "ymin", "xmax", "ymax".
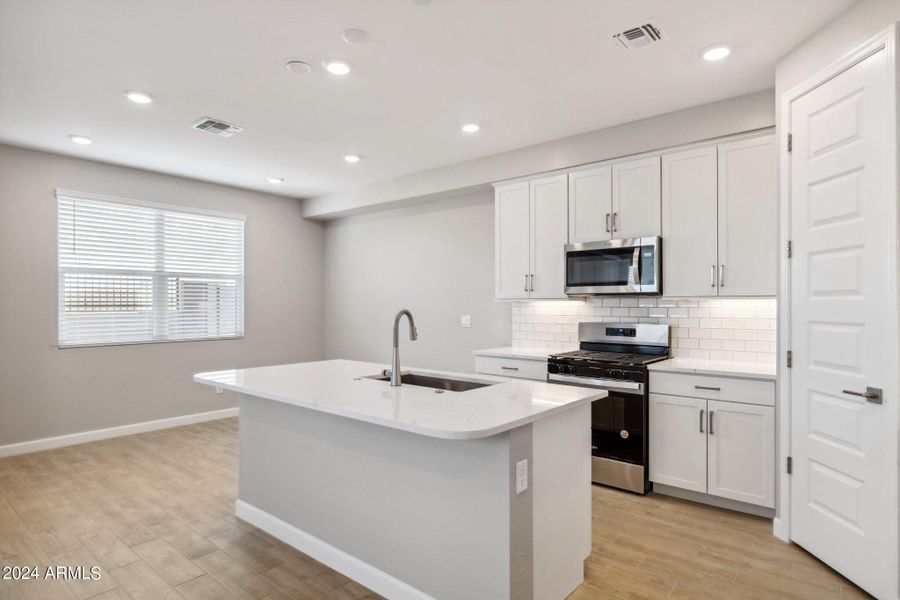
[
  {"xmin": 501, "ymin": 366, "xmax": 519, "ymax": 371},
  {"xmin": 694, "ymin": 385, "xmax": 721, "ymax": 391}
]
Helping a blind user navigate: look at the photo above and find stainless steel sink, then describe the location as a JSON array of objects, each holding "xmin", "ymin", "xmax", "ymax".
[{"xmin": 365, "ymin": 372, "xmax": 496, "ymax": 392}]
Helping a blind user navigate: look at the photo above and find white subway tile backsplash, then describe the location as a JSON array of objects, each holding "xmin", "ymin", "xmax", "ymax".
[{"xmin": 511, "ymin": 297, "xmax": 777, "ymax": 363}]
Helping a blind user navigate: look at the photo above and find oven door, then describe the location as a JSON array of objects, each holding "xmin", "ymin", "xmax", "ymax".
[
  {"xmin": 548, "ymin": 373, "xmax": 649, "ymax": 493},
  {"xmin": 565, "ymin": 237, "xmax": 660, "ymax": 295}
]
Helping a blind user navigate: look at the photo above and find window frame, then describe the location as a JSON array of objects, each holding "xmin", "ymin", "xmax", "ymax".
[{"xmin": 55, "ymin": 189, "xmax": 246, "ymax": 349}]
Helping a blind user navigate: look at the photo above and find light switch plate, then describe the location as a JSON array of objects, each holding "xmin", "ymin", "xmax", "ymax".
[
  {"xmin": 460, "ymin": 315, "xmax": 472, "ymax": 328},
  {"xmin": 515, "ymin": 459, "xmax": 528, "ymax": 494}
]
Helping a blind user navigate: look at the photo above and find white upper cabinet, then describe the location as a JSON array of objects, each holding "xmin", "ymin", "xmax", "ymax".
[
  {"xmin": 611, "ymin": 156, "xmax": 661, "ymax": 240},
  {"xmin": 660, "ymin": 133, "xmax": 777, "ymax": 297},
  {"xmin": 494, "ymin": 181, "xmax": 531, "ymax": 300},
  {"xmin": 530, "ymin": 174, "xmax": 568, "ymax": 299},
  {"xmin": 661, "ymin": 146, "xmax": 719, "ymax": 297},
  {"xmin": 567, "ymin": 165, "xmax": 612, "ymax": 243},
  {"xmin": 494, "ymin": 175, "xmax": 568, "ymax": 300},
  {"xmin": 717, "ymin": 135, "xmax": 778, "ymax": 296}
]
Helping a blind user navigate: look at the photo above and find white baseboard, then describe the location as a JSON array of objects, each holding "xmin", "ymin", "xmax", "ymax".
[
  {"xmin": 0, "ymin": 407, "xmax": 239, "ymax": 458},
  {"xmin": 235, "ymin": 500, "xmax": 435, "ymax": 600},
  {"xmin": 772, "ymin": 517, "xmax": 789, "ymax": 542}
]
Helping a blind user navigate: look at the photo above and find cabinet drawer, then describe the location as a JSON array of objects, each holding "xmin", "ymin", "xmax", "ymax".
[
  {"xmin": 650, "ymin": 372, "xmax": 774, "ymax": 406},
  {"xmin": 475, "ymin": 356, "xmax": 547, "ymax": 381}
]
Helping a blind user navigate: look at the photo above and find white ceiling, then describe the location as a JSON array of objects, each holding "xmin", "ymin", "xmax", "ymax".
[{"xmin": 0, "ymin": 0, "xmax": 856, "ymax": 199}]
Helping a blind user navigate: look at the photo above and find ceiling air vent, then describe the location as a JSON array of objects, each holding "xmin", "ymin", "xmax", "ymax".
[
  {"xmin": 612, "ymin": 22, "xmax": 663, "ymax": 49},
  {"xmin": 191, "ymin": 117, "xmax": 242, "ymax": 138}
]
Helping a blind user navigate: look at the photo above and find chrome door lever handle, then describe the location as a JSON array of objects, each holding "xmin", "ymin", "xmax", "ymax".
[{"xmin": 842, "ymin": 387, "xmax": 883, "ymax": 404}]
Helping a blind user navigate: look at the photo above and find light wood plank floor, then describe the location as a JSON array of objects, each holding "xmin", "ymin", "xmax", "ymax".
[{"xmin": 0, "ymin": 418, "xmax": 872, "ymax": 600}]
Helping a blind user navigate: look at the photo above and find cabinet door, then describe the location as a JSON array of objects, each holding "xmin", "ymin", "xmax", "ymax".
[
  {"xmin": 707, "ymin": 400, "xmax": 775, "ymax": 508},
  {"xmin": 611, "ymin": 156, "xmax": 661, "ymax": 240},
  {"xmin": 494, "ymin": 182, "xmax": 531, "ymax": 300},
  {"xmin": 661, "ymin": 146, "xmax": 719, "ymax": 297},
  {"xmin": 530, "ymin": 174, "xmax": 569, "ymax": 299},
  {"xmin": 568, "ymin": 165, "xmax": 612, "ymax": 243},
  {"xmin": 649, "ymin": 394, "xmax": 707, "ymax": 493},
  {"xmin": 717, "ymin": 135, "xmax": 777, "ymax": 296}
]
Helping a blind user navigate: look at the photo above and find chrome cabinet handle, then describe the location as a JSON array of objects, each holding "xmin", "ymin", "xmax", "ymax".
[
  {"xmin": 612, "ymin": 212, "xmax": 618, "ymax": 232},
  {"xmin": 695, "ymin": 385, "xmax": 721, "ymax": 391},
  {"xmin": 524, "ymin": 274, "xmax": 529, "ymax": 292},
  {"xmin": 529, "ymin": 274, "xmax": 534, "ymax": 292},
  {"xmin": 710, "ymin": 265, "xmax": 716, "ymax": 288},
  {"xmin": 842, "ymin": 387, "xmax": 883, "ymax": 404},
  {"xmin": 699, "ymin": 409, "xmax": 705, "ymax": 433},
  {"xmin": 709, "ymin": 410, "xmax": 715, "ymax": 435},
  {"xmin": 500, "ymin": 366, "xmax": 519, "ymax": 371},
  {"xmin": 605, "ymin": 213, "xmax": 611, "ymax": 233},
  {"xmin": 718, "ymin": 264, "xmax": 725, "ymax": 287}
]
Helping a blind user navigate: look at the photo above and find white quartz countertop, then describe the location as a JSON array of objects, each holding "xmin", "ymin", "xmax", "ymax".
[
  {"xmin": 472, "ymin": 346, "xmax": 555, "ymax": 360},
  {"xmin": 194, "ymin": 359, "xmax": 605, "ymax": 440},
  {"xmin": 648, "ymin": 357, "xmax": 776, "ymax": 381}
]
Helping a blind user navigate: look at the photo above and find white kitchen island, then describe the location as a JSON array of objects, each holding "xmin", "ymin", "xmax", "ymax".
[{"xmin": 194, "ymin": 359, "xmax": 604, "ymax": 600}]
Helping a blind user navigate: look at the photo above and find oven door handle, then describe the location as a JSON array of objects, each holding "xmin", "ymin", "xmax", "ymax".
[{"xmin": 547, "ymin": 373, "xmax": 643, "ymax": 394}]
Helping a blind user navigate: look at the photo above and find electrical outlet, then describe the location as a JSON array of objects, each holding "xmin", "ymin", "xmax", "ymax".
[
  {"xmin": 460, "ymin": 315, "xmax": 472, "ymax": 328},
  {"xmin": 215, "ymin": 387, "xmax": 224, "ymax": 395},
  {"xmin": 515, "ymin": 459, "xmax": 528, "ymax": 494}
]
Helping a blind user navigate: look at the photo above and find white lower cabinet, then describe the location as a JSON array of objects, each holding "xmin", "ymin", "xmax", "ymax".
[
  {"xmin": 648, "ymin": 394, "xmax": 707, "ymax": 493},
  {"xmin": 706, "ymin": 399, "xmax": 775, "ymax": 508},
  {"xmin": 650, "ymin": 387, "xmax": 775, "ymax": 509}
]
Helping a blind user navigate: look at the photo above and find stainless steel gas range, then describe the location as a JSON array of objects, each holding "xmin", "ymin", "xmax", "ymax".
[{"xmin": 547, "ymin": 322, "xmax": 670, "ymax": 494}]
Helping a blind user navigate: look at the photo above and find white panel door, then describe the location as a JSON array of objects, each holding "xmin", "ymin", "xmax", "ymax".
[
  {"xmin": 611, "ymin": 156, "xmax": 661, "ymax": 240},
  {"xmin": 706, "ymin": 400, "xmax": 775, "ymax": 508},
  {"xmin": 717, "ymin": 135, "xmax": 778, "ymax": 296},
  {"xmin": 568, "ymin": 165, "xmax": 612, "ymax": 243},
  {"xmin": 789, "ymin": 47, "xmax": 897, "ymax": 600},
  {"xmin": 494, "ymin": 182, "xmax": 530, "ymax": 300},
  {"xmin": 649, "ymin": 394, "xmax": 707, "ymax": 493},
  {"xmin": 661, "ymin": 146, "xmax": 719, "ymax": 297},
  {"xmin": 530, "ymin": 174, "xmax": 568, "ymax": 299}
]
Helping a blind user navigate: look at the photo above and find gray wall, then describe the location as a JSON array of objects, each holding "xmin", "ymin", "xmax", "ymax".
[
  {"xmin": 776, "ymin": 0, "xmax": 900, "ymax": 95},
  {"xmin": 322, "ymin": 191, "xmax": 510, "ymax": 373},
  {"xmin": 0, "ymin": 144, "xmax": 324, "ymax": 446},
  {"xmin": 304, "ymin": 89, "xmax": 777, "ymax": 218}
]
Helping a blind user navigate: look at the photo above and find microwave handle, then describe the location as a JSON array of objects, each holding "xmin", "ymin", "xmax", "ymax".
[{"xmin": 631, "ymin": 246, "xmax": 641, "ymax": 287}]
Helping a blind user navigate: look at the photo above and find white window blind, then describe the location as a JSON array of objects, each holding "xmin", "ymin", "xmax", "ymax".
[{"xmin": 57, "ymin": 190, "xmax": 245, "ymax": 347}]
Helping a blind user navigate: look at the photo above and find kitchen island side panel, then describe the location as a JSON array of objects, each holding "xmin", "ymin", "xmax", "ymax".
[{"xmin": 237, "ymin": 393, "xmax": 518, "ymax": 600}]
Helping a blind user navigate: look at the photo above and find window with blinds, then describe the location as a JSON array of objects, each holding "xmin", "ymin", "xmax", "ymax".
[{"xmin": 57, "ymin": 190, "xmax": 245, "ymax": 347}]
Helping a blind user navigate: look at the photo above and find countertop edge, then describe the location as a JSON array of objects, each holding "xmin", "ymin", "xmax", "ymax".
[
  {"xmin": 193, "ymin": 373, "xmax": 606, "ymax": 440},
  {"xmin": 647, "ymin": 362, "xmax": 776, "ymax": 382},
  {"xmin": 471, "ymin": 347, "xmax": 553, "ymax": 360}
]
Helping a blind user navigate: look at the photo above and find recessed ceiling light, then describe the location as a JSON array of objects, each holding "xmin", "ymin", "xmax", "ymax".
[
  {"xmin": 124, "ymin": 90, "xmax": 154, "ymax": 104},
  {"xmin": 324, "ymin": 60, "xmax": 351, "ymax": 75},
  {"xmin": 285, "ymin": 60, "xmax": 312, "ymax": 74},
  {"xmin": 341, "ymin": 28, "xmax": 370, "ymax": 44},
  {"xmin": 267, "ymin": 177, "xmax": 284, "ymax": 184},
  {"xmin": 702, "ymin": 46, "xmax": 731, "ymax": 62},
  {"xmin": 461, "ymin": 123, "xmax": 480, "ymax": 133},
  {"xmin": 68, "ymin": 134, "xmax": 93, "ymax": 145},
  {"xmin": 343, "ymin": 154, "xmax": 361, "ymax": 163}
]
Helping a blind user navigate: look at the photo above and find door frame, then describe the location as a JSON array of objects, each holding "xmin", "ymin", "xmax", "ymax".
[{"xmin": 776, "ymin": 20, "xmax": 899, "ymax": 584}]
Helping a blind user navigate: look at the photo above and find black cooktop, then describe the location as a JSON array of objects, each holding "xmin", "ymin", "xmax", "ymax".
[{"xmin": 549, "ymin": 349, "xmax": 669, "ymax": 367}]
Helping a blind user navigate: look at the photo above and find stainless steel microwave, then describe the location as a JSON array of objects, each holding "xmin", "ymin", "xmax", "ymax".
[{"xmin": 565, "ymin": 237, "xmax": 661, "ymax": 296}]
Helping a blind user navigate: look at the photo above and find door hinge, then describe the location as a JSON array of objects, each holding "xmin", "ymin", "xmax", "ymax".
[
  {"xmin": 787, "ymin": 240, "xmax": 792, "ymax": 258},
  {"xmin": 787, "ymin": 133, "xmax": 793, "ymax": 152},
  {"xmin": 786, "ymin": 456, "xmax": 793, "ymax": 474},
  {"xmin": 786, "ymin": 350, "xmax": 793, "ymax": 368}
]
